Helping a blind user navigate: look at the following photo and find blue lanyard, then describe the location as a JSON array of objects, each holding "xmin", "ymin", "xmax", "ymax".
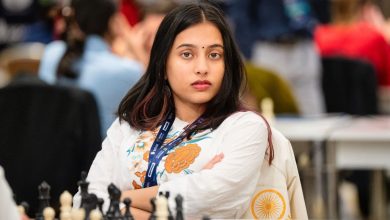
[{"xmin": 143, "ymin": 112, "xmax": 205, "ymax": 187}]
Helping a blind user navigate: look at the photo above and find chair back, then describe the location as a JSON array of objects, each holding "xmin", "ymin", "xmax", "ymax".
[
  {"xmin": 0, "ymin": 75, "xmax": 101, "ymax": 216},
  {"xmin": 321, "ymin": 57, "xmax": 378, "ymax": 115}
]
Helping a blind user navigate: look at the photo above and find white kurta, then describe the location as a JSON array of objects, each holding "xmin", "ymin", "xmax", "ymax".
[{"xmin": 74, "ymin": 111, "xmax": 306, "ymax": 218}]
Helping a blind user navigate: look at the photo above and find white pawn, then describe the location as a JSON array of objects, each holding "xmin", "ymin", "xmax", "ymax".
[
  {"xmin": 90, "ymin": 209, "xmax": 103, "ymax": 220},
  {"xmin": 71, "ymin": 208, "xmax": 86, "ymax": 220},
  {"xmin": 60, "ymin": 191, "xmax": 73, "ymax": 220},
  {"xmin": 155, "ymin": 195, "xmax": 169, "ymax": 220},
  {"xmin": 43, "ymin": 206, "xmax": 55, "ymax": 220},
  {"xmin": 17, "ymin": 205, "xmax": 26, "ymax": 217},
  {"xmin": 261, "ymin": 97, "xmax": 275, "ymax": 125}
]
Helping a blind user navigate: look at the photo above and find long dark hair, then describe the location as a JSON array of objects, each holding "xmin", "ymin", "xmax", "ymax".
[{"xmin": 56, "ymin": 0, "xmax": 117, "ymax": 78}]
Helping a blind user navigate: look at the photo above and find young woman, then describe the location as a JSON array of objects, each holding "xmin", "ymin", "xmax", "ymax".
[{"xmin": 74, "ymin": 1, "xmax": 277, "ymax": 219}]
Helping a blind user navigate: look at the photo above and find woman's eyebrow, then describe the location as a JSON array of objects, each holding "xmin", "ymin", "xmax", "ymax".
[{"xmin": 176, "ymin": 43, "xmax": 224, "ymax": 49}]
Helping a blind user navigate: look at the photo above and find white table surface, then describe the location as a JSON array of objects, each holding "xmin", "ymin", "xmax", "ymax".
[
  {"xmin": 328, "ymin": 116, "xmax": 390, "ymax": 169},
  {"xmin": 274, "ymin": 115, "xmax": 351, "ymax": 141}
]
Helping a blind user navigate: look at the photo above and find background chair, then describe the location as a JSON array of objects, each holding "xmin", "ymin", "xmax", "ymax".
[
  {"xmin": 0, "ymin": 75, "xmax": 101, "ymax": 217},
  {"xmin": 321, "ymin": 56, "xmax": 378, "ymax": 115}
]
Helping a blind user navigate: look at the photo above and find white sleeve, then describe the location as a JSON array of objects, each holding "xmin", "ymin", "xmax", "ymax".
[
  {"xmin": 0, "ymin": 166, "xmax": 21, "ymax": 220},
  {"xmin": 159, "ymin": 113, "xmax": 268, "ymax": 219},
  {"xmin": 73, "ymin": 118, "xmax": 125, "ymax": 211}
]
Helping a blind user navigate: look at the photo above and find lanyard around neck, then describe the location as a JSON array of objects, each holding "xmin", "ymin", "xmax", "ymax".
[{"xmin": 143, "ymin": 111, "xmax": 205, "ymax": 187}]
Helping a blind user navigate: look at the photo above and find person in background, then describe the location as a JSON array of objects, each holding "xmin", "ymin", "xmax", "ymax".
[
  {"xmin": 72, "ymin": 0, "xmax": 297, "ymax": 218},
  {"xmin": 226, "ymin": 0, "xmax": 325, "ymax": 116},
  {"xmin": 0, "ymin": 0, "xmax": 55, "ymax": 50},
  {"xmin": 38, "ymin": 0, "xmax": 144, "ymax": 136},
  {"xmin": 315, "ymin": 0, "xmax": 390, "ymax": 88}
]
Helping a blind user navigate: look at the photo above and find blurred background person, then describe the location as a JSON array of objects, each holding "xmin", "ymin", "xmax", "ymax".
[
  {"xmin": 0, "ymin": 0, "xmax": 56, "ymax": 50},
  {"xmin": 315, "ymin": 0, "xmax": 390, "ymax": 89},
  {"xmin": 38, "ymin": 0, "xmax": 144, "ymax": 137},
  {"xmin": 226, "ymin": 0, "xmax": 325, "ymax": 116}
]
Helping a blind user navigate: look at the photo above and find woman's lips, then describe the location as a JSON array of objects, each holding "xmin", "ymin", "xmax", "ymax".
[{"xmin": 191, "ymin": 80, "xmax": 211, "ymax": 91}]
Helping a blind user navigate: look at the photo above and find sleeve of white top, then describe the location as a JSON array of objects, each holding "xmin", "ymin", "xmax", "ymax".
[
  {"xmin": 0, "ymin": 166, "xmax": 21, "ymax": 220},
  {"xmin": 73, "ymin": 118, "xmax": 124, "ymax": 211},
  {"xmin": 158, "ymin": 112, "xmax": 268, "ymax": 219}
]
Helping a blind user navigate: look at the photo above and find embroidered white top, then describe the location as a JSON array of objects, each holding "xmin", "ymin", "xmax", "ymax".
[{"xmin": 73, "ymin": 111, "xmax": 269, "ymax": 218}]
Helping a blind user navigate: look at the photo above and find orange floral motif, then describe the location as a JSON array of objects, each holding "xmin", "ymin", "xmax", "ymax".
[
  {"xmin": 135, "ymin": 171, "xmax": 146, "ymax": 183},
  {"xmin": 132, "ymin": 180, "xmax": 142, "ymax": 189},
  {"xmin": 165, "ymin": 144, "xmax": 201, "ymax": 173},
  {"xmin": 143, "ymin": 151, "xmax": 150, "ymax": 162}
]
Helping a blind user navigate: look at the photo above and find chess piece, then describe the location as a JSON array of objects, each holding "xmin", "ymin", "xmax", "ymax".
[
  {"xmin": 106, "ymin": 183, "xmax": 123, "ymax": 219},
  {"xmin": 202, "ymin": 216, "xmax": 211, "ymax": 220},
  {"xmin": 123, "ymin": 198, "xmax": 134, "ymax": 220},
  {"xmin": 155, "ymin": 195, "xmax": 169, "ymax": 220},
  {"xmin": 43, "ymin": 206, "xmax": 55, "ymax": 220},
  {"xmin": 90, "ymin": 209, "xmax": 103, "ymax": 220},
  {"xmin": 149, "ymin": 198, "xmax": 156, "ymax": 220},
  {"xmin": 82, "ymin": 193, "xmax": 98, "ymax": 218},
  {"xmin": 97, "ymin": 198, "xmax": 104, "ymax": 214},
  {"xmin": 17, "ymin": 201, "xmax": 29, "ymax": 218},
  {"xmin": 36, "ymin": 181, "xmax": 51, "ymax": 220},
  {"xmin": 71, "ymin": 208, "xmax": 86, "ymax": 220},
  {"xmin": 78, "ymin": 171, "xmax": 90, "ymax": 208},
  {"xmin": 60, "ymin": 191, "xmax": 72, "ymax": 220},
  {"xmin": 261, "ymin": 97, "xmax": 275, "ymax": 125},
  {"xmin": 175, "ymin": 194, "xmax": 184, "ymax": 220},
  {"xmin": 164, "ymin": 192, "xmax": 173, "ymax": 220}
]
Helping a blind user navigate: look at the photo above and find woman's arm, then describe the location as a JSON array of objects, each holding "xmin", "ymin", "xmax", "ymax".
[
  {"xmin": 158, "ymin": 112, "xmax": 268, "ymax": 219},
  {"xmin": 121, "ymin": 186, "xmax": 159, "ymax": 212},
  {"xmin": 120, "ymin": 153, "xmax": 224, "ymax": 212},
  {"xmin": 129, "ymin": 207, "xmax": 151, "ymax": 220}
]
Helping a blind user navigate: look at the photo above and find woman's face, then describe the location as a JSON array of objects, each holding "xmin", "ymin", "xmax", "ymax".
[{"xmin": 166, "ymin": 22, "xmax": 225, "ymax": 112}]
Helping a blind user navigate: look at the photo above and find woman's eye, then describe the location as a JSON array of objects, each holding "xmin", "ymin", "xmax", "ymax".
[
  {"xmin": 181, "ymin": 52, "xmax": 193, "ymax": 59},
  {"xmin": 209, "ymin": 53, "xmax": 222, "ymax": 59}
]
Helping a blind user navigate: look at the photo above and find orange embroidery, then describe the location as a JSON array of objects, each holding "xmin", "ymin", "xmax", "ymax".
[
  {"xmin": 135, "ymin": 171, "xmax": 146, "ymax": 183},
  {"xmin": 143, "ymin": 151, "xmax": 150, "ymax": 162},
  {"xmin": 165, "ymin": 144, "xmax": 201, "ymax": 173},
  {"xmin": 132, "ymin": 180, "xmax": 142, "ymax": 189}
]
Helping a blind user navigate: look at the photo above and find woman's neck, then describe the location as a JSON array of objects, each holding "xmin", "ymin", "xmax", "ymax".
[{"xmin": 174, "ymin": 103, "xmax": 205, "ymax": 123}]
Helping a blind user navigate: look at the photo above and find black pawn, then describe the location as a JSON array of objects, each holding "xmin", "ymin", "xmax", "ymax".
[
  {"xmin": 35, "ymin": 181, "xmax": 51, "ymax": 220},
  {"xmin": 175, "ymin": 194, "xmax": 184, "ymax": 220},
  {"xmin": 164, "ymin": 192, "xmax": 173, "ymax": 220},
  {"xmin": 148, "ymin": 198, "xmax": 156, "ymax": 220},
  {"xmin": 123, "ymin": 198, "xmax": 134, "ymax": 220}
]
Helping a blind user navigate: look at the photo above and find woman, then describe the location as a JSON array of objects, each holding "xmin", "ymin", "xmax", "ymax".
[{"xmin": 74, "ymin": 1, "xmax": 280, "ymax": 219}]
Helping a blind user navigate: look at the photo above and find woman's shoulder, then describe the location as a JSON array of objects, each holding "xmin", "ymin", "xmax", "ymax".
[
  {"xmin": 225, "ymin": 111, "xmax": 265, "ymax": 123},
  {"xmin": 219, "ymin": 111, "xmax": 268, "ymax": 131},
  {"xmin": 106, "ymin": 118, "xmax": 140, "ymax": 141}
]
